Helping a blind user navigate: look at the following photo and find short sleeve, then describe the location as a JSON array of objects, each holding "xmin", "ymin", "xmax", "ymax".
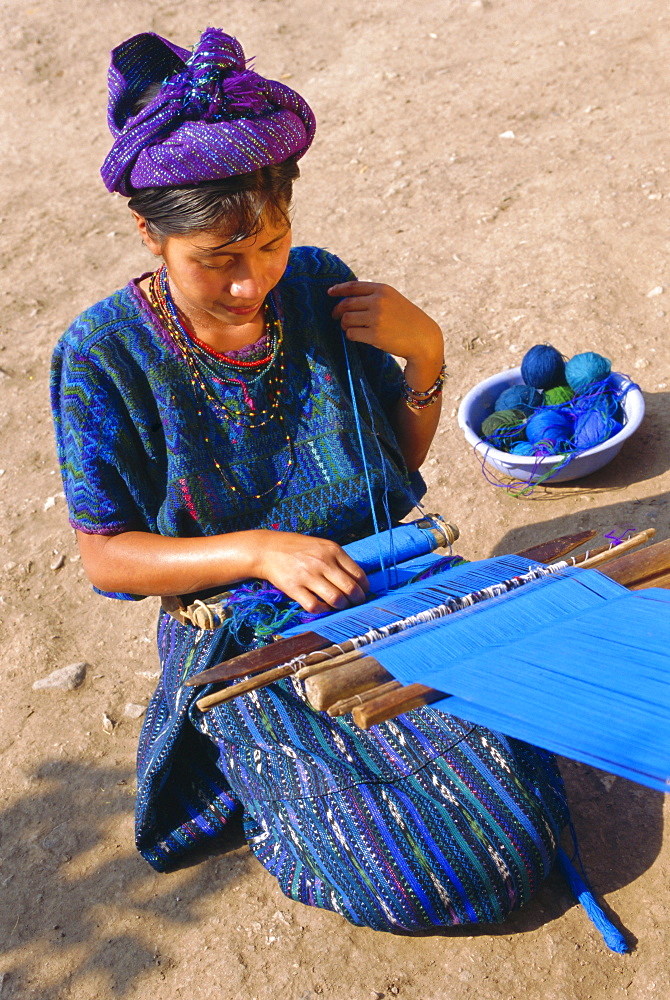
[{"xmin": 50, "ymin": 342, "xmax": 150, "ymax": 537}]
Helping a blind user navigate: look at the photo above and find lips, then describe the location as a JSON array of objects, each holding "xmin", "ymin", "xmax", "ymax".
[{"xmin": 225, "ymin": 302, "xmax": 262, "ymax": 316}]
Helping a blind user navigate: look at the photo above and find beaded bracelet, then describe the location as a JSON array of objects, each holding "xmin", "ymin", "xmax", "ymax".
[{"xmin": 402, "ymin": 362, "xmax": 448, "ymax": 410}]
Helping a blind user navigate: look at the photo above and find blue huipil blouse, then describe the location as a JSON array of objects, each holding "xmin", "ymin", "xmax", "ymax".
[{"xmin": 51, "ymin": 246, "xmax": 423, "ymax": 866}]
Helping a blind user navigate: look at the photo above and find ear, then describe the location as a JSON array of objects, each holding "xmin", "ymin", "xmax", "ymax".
[{"xmin": 131, "ymin": 210, "xmax": 163, "ymax": 257}]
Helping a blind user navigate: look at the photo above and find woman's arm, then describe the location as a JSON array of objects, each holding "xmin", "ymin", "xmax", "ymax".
[
  {"xmin": 328, "ymin": 281, "xmax": 444, "ymax": 471},
  {"xmin": 77, "ymin": 528, "xmax": 369, "ymax": 614}
]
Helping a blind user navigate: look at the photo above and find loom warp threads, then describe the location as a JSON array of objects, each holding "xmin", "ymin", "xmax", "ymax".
[{"xmin": 479, "ymin": 343, "xmax": 628, "ymax": 461}]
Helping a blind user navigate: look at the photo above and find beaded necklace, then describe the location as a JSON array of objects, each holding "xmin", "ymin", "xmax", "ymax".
[{"xmin": 148, "ymin": 265, "xmax": 294, "ymax": 499}]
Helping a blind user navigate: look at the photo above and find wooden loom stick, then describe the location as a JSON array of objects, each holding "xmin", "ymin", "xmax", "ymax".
[
  {"xmin": 185, "ymin": 530, "xmax": 602, "ymax": 689},
  {"xmin": 327, "ymin": 680, "xmax": 403, "ymax": 717},
  {"xmin": 598, "ymin": 535, "xmax": 670, "ymax": 586},
  {"xmin": 515, "ymin": 529, "xmax": 597, "ymax": 562},
  {"xmin": 576, "ymin": 528, "xmax": 655, "ymax": 569}
]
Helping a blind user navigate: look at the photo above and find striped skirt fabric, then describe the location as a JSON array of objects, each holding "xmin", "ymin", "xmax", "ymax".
[{"xmin": 194, "ymin": 674, "xmax": 568, "ymax": 931}]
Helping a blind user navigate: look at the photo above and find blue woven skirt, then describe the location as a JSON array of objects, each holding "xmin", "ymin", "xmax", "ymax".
[{"xmin": 136, "ymin": 613, "xmax": 568, "ymax": 931}]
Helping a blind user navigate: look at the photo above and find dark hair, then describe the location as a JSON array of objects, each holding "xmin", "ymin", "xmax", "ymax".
[{"xmin": 127, "ymin": 158, "xmax": 300, "ymax": 245}]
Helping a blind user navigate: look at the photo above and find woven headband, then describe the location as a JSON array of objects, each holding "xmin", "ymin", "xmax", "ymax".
[{"xmin": 100, "ymin": 28, "xmax": 316, "ymax": 195}]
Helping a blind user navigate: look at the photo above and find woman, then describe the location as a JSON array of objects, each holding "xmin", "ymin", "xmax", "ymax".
[{"xmin": 51, "ymin": 28, "xmax": 567, "ymax": 931}]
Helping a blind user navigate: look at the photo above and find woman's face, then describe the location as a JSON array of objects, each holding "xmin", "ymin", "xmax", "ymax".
[{"xmin": 135, "ymin": 212, "xmax": 292, "ymax": 329}]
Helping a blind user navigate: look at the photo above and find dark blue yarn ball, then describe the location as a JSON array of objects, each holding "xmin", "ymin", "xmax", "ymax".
[
  {"xmin": 521, "ymin": 344, "xmax": 566, "ymax": 390},
  {"xmin": 565, "ymin": 352, "xmax": 611, "ymax": 393},
  {"xmin": 525, "ymin": 408, "xmax": 574, "ymax": 445},
  {"xmin": 494, "ymin": 384, "xmax": 542, "ymax": 413}
]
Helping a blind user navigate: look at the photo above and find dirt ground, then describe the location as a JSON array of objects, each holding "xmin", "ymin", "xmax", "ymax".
[{"xmin": 1, "ymin": 0, "xmax": 669, "ymax": 997}]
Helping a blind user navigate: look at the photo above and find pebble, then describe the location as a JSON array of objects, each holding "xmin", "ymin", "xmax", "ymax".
[
  {"xmin": 124, "ymin": 702, "xmax": 147, "ymax": 720},
  {"xmin": 647, "ymin": 286, "xmax": 663, "ymax": 297},
  {"xmin": 50, "ymin": 554, "xmax": 66, "ymax": 571},
  {"xmin": 634, "ymin": 358, "xmax": 650, "ymax": 369},
  {"xmin": 499, "ymin": 130, "xmax": 515, "ymax": 139},
  {"xmin": 32, "ymin": 662, "xmax": 88, "ymax": 691},
  {"xmin": 102, "ymin": 712, "xmax": 115, "ymax": 734}
]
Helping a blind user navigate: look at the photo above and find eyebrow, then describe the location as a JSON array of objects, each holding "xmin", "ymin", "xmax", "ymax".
[{"xmin": 195, "ymin": 227, "xmax": 291, "ymax": 258}]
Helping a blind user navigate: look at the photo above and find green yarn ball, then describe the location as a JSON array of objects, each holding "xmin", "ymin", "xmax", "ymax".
[
  {"xmin": 543, "ymin": 384, "xmax": 575, "ymax": 406},
  {"xmin": 481, "ymin": 408, "xmax": 528, "ymax": 451}
]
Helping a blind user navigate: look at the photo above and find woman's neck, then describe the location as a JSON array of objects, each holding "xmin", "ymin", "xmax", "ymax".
[{"xmin": 137, "ymin": 273, "xmax": 267, "ymax": 353}]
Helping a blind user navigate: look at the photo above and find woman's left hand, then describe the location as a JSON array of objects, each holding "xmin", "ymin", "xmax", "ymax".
[{"xmin": 328, "ymin": 280, "xmax": 443, "ymax": 371}]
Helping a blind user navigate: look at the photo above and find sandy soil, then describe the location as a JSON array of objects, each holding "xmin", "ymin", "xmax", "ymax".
[{"xmin": 1, "ymin": 0, "xmax": 669, "ymax": 997}]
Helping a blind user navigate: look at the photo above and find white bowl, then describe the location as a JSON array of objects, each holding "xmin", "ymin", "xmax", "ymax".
[{"xmin": 457, "ymin": 367, "xmax": 645, "ymax": 484}]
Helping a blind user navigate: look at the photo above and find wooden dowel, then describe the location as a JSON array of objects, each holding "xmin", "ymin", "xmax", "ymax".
[
  {"xmin": 304, "ymin": 656, "xmax": 395, "ymax": 713},
  {"xmin": 576, "ymin": 529, "xmax": 655, "ymax": 570},
  {"xmin": 327, "ymin": 680, "xmax": 403, "ymax": 717},
  {"xmin": 352, "ymin": 684, "xmax": 447, "ymax": 728},
  {"xmin": 195, "ymin": 659, "xmax": 301, "ymax": 711}
]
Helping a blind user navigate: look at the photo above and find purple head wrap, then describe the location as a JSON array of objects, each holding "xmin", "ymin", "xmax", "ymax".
[{"xmin": 100, "ymin": 28, "xmax": 316, "ymax": 195}]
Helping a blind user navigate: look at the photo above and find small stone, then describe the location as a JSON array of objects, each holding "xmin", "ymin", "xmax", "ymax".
[
  {"xmin": 124, "ymin": 702, "xmax": 147, "ymax": 720},
  {"xmin": 102, "ymin": 712, "xmax": 115, "ymax": 734},
  {"xmin": 32, "ymin": 662, "xmax": 87, "ymax": 691},
  {"xmin": 647, "ymin": 286, "xmax": 663, "ymax": 297},
  {"xmin": 634, "ymin": 358, "xmax": 650, "ymax": 369},
  {"xmin": 50, "ymin": 554, "xmax": 66, "ymax": 571},
  {"xmin": 499, "ymin": 130, "xmax": 515, "ymax": 139}
]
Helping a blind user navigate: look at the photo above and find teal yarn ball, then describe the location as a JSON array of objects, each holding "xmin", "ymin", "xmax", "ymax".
[
  {"xmin": 565, "ymin": 352, "xmax": 611, "ymax": 393},
  {"xmin": 521, "ymin": 344, "xmax": 566, "ymax": 390},
  {"xmin": 525, "ymin": 408, "xmax": 573, "ymax": 446},
  {"xmin": 544, "ymin": 384, "xmax": 575, "ymax": 406},
  {"xmin": 494, "ymin": 384, "xmax": 542, "ymax": 413},
  {"xmin": 481, "ymin": 408, "xmax": 527, "ymax": 450}
]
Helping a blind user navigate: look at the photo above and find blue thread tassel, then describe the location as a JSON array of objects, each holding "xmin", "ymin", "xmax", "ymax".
[{"xmin": 556, "ymin": 847, "xmax": 629, "ymax": 954}]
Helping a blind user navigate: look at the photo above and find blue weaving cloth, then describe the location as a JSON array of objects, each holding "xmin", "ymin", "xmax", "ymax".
[{"xmin": 51, "ymin": 246, "xmax": 568, "ymax": 929}]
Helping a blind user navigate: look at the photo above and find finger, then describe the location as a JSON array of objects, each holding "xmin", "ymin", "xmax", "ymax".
[
  {"xmin": 327, "ymin": 281, "xmax": 381, "ymax": 298},
  {"xmin": 331, "ymin": 296, "xmax": 375, "ymax": 320}
]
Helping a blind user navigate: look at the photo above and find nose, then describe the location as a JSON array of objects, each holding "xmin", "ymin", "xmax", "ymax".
[{"xmin": 229, "ymin": 258, "xmax": 264, "ymax": 300}]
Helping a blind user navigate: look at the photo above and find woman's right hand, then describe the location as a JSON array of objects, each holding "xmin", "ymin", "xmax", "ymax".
[
  {"xmin": 253, "ymin": 531, "xmax": 369, "ymax": 614},
  {"xmin": 76, "ymin": 527, "xmax": 369, "ymax": 613}
]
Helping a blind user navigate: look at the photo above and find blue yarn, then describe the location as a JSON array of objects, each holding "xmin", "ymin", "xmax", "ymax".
[
  {"xmin": 521, "ymin": 344, "xmax": 566, "ymax": 390},
  {"xmin": 556, "ymin": 848, "xmax": 629, "ymax": 953},
  {"xmin": 565, "ymin": 352, "xmax": 611, "ymax": 393},
  {"xmin": 509, "ymin": 441, "xmax": 537, "ymax": 455},
  {"xmin": 525, "ymin": 408, "xmax": 573, "ymax": 446},
  {"xmin": 495, "ymin": 384, "xmax": 542, "ymax": 413},
  {"xmin": 574, "ymin": 408, "xmax": 623, "ymax": 450}
]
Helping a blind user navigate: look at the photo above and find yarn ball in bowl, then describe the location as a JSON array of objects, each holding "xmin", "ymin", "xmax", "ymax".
[
  {"xmin": 573, "ymin": 408, "xmax": 623, "ymax": 450},
  {"xmin": 525, "ymin": 409, "xmax": 574, "ymax": 450},
  {"xmin": 565, "ymin": 352, "xmax": 611, "ymax": 393},
  {"xmin": 520, "ymin": 344, "xmax": 566, "ymax": 390},
  {"xmin": 544, "ymin": 384, "xmax": 575, "ymax": 406},
  {"xmin": 481, "ymin": 408, "xmax": 527, "ymax": 449},
  {"xmin": 494, "ymin": 384, "xmax": 542, "ymax": 414}
]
